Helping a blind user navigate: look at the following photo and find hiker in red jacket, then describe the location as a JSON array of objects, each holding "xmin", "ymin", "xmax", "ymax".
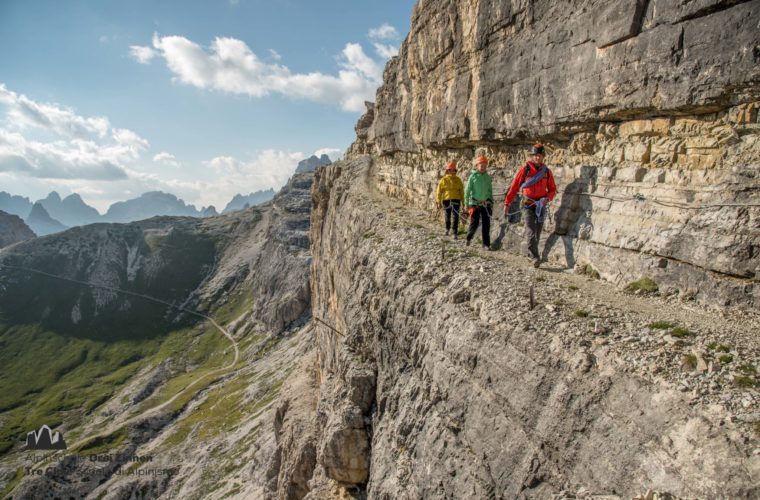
[{"xmin": 503, "ymin": 144, "xmax": 557, "ymax": 268}]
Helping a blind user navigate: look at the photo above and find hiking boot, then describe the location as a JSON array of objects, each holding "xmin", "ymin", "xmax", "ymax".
[
  {"xmin": 466, "ymin": 238, "xmax": 471, "ymax": 246},
  {"xmin": 533, "ymin": 259, "xmax": 541, "ymax": 268},
  {"xmin": 453, "ymin": 233, "xmax": 459, "ymax": 240},
  {"xmin": 483, "ymin": 245, "xmax": 491, "ymax": 251}
]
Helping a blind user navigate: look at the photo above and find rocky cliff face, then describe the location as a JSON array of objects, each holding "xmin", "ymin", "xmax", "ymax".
[
  {"xmin": 350, "ymin": 0, "xmax": 760, "ymax": 308},
  {"xmin": 0, "ymin": 210, "xmax": 35, "ymax": 248},
  {"xmin": 273, "ymin": 156, "xmax": 759, "ymax": 499},
  {"xmin": 269, "ymin": 2, "xmax": 760, "ymax": 497},
  {"xmin": 198, "ymin": 172, "xmax": 313, "ymax": 335}
]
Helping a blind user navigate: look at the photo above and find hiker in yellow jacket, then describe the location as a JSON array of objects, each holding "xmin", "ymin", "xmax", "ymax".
[{"xmin": 435, "ymin": 161, "xmax": 465, "ymax": 238}]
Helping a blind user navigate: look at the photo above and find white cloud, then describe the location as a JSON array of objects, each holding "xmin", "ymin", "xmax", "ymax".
[
  {"xmin": 268, "ymin": 48, "xmax": 281, "ymax": 61},
  {"xmin": 153, "ymin": 151, "xmax": 180, "ymax": 167},
  {"xmin": 314, "ymin": 147, "xmax": 341, "ymax": 160},
  {"xmin": 112, "ymin": 128, "xmax": 150, "ymax": 150},
  {"xmin": 0, "ymin": 84, "xmax": 149, "ymax": 182},
  {"xmin": 373, "ymin": 43, "xmax": 398, "ymax": 59},
  {"xmin": 143, "ymin": 33, "xmax": 389, "ymax": 112},
  {"xmin": 368, "ymin": 23, "xmax": 399, "ymax": 41},
  {"xmin": 0, "ymin": 130, "xmax": 128, "ymax": 180},
  {"xmin": 0, "ymin": 84, "xmax": 328, "ymax": 213},
  {"xmin": 0, "ymin": 84, "xmax": 109, "ymax": 138},
  {"xmin": 158, "ymin": 149, "xmax": 303, "ymax": 209},
  {"xmin": 129, "ymin": 45, "xmax": 156, "ymax": 64},
  {"xmin": 341, "ymin": 42, "xmax": 383, "ymax": 81}
]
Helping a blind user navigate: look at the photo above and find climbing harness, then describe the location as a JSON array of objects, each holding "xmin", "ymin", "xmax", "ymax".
[
  {"xmin": 468, "ymin": 199, "xmax": 494, "ymax": 220},
  {"xmin": 432, "ymin": 201, "xmax": 468, "ymax": 226}
]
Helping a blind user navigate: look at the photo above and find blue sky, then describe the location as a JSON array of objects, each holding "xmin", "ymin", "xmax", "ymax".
[{"xmin": 0, "ymin": 0, "xmax": 414, "ymax": 212}]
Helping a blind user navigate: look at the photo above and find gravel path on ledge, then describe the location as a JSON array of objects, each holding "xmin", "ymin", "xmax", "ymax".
[{"xmin": 365, "ymin": 165, "xmax": 760, "ymax": 451}]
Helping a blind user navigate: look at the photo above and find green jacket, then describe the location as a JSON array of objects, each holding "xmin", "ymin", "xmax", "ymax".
[{"xmin": 464, "ymin": 169, "xmax": 493, "ymax": 207}]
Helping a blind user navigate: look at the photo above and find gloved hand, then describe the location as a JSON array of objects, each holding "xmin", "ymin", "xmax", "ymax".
[{"xmin": 436, "ymin": 203, "xmax": 442, "ymax": 209}]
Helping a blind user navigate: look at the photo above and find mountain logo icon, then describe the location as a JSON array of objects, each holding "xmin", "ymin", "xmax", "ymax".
[{"xmin": 26, "ymin": 425, "xmax": 67, "ymax": 450}]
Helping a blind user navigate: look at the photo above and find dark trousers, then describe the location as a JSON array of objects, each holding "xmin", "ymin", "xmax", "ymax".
[
  {"xmin": 443, "ymin": 199, "xmax": 461, "ymax": 233},
  {"xmin": 523, "ymin": 205, "xmax": 543, "ymax": 260},
  {"xmin": 467, "ymin": 206, "xmax": 491, "ymax": 247}
]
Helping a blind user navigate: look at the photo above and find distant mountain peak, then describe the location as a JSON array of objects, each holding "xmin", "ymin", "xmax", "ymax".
[
  {"xmin": 141, "ymin": 190, "xmax": 176, "ymax": 198},
  {"xmin": 201, "ymin": 205, "xmax": 219, "ymax": 217},
  {"xmin": 37, "ymin": 191, "xmax": 101, "ymax": 227},
  {"xmin": 44, "ymin": 191, "xmax": 62, "ymax": 202},
  {"xmin": 63, "ymin": 193, "xmax": 83, "ymax": 202},
  {"xmin": 25, "ymin": 202, "xmax": 67, "ymax": 236},
  {"xmin": 0, "ymin": 191, "xmax": 33, "ymax": 218},
  {"xmin": 222, "ymin": 188, "xmax": 276, "ymax": 214},
  {"xmin": 28, "ymin": 202, "xmax": 50, "ymax": 218},
  {"xmin": 104, "ymin": 191, "xmax": 201, "ymax": 222},
  {"xmin": 295, "ymin": 154, "xmax": 331, "ymax": 174}
]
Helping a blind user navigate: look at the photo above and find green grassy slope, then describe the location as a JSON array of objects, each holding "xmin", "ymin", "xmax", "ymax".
[
  {"xmin": 0, "ymin": 218, "xmax": 238, "ymax": 457},
  {"xmin": 0, "ymin": 319, "xmax": 236, "ymax": 456}
]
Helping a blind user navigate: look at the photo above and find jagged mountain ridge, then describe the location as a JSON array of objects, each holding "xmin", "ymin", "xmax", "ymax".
[
  {"xmin": 0, "ymin": 192, "xmax": 33, "ymax": 219},
  {"xmin": 103, "ymin": 191, "xmax": 204, "ymax": 223},
  {"xmin": 0, "ymin": 216, "xmax": 217, "ymax": 339},
  {"xmin": 38, "ymin": 191, "xmax": 101, "ymax": 227},
  {"xmin": 0, "ymin": 188, "xmax": 279, "ymax": 230},
  {"xmin": 222, "ymin": 188, "xmax": 276, "ymax": 214}
]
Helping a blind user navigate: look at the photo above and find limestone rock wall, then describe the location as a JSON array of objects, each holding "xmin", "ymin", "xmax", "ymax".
[
  {"xmin": 295, "ymin": 156, "xmax": 759, "ymax": 499},
  {"xmin": 350, "ymin": 0, "xmax": 760, "ymax": 308}
]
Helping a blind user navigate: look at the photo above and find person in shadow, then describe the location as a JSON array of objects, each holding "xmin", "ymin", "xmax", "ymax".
[{"xmin": 541, "ymin": 165, "xmax": 596, "ymax": 268}]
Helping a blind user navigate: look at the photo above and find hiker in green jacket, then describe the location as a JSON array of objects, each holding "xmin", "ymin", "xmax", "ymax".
[{"xmin": 464, "ymin": 156, "xmax": 494, "ymax": 249}]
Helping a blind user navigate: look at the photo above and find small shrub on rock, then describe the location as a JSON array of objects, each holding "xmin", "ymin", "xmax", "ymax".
[
  {"xmin": 671, "ymin": 327, "xmax": 693, "ymax": 338},
  {"xmin": 682, "ymin": 354, "xmax": 698, "ymax": 371},
  {"xmin": 626, "ymin": 277, "xmax": 658, "ymax": 293},
  {"xmin": 733, "ymin": 376, "xmax": 757, "ymax": 389},
  {"xmin": 648, "ymin": 320, "xmax": 675, "ymax": 330}
]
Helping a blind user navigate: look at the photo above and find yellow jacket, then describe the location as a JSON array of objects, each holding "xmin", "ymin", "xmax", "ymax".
[{"xmin": 435, "ymin": 173, "xmax": 464, "ymax": 204}]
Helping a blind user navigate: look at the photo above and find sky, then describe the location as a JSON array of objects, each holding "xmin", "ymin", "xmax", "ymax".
[{"xmin": 0, "ymin": 0, "xmax": 415, "ymax": 212}]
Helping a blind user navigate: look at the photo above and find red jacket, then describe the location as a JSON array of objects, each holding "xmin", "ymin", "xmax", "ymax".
[{"xmin": 504, "ymin": 161, "xmax": 557, "ymax": 207}]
